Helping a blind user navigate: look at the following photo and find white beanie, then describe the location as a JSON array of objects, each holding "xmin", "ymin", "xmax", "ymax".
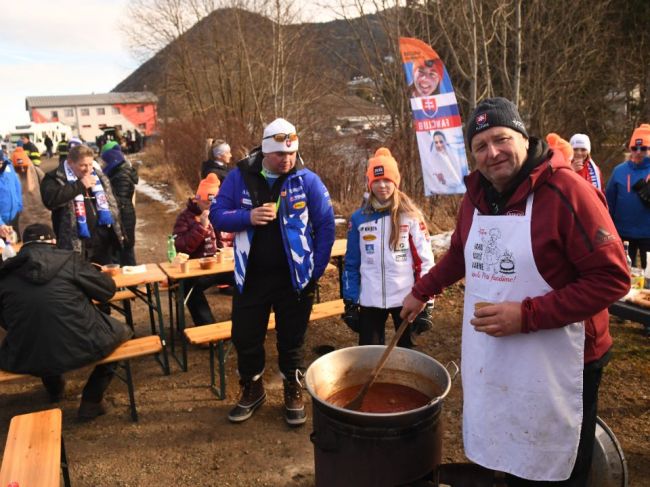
[
  {"xmin": 261, "ymin": 118, "xmax": 299, "ymax": 154},
  {"xmin": 569, "ymin": 133, "xmax": 591, "ymax": 153}
]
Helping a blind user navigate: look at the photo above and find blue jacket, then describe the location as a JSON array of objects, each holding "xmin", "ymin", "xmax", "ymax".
[
  {"xmin": 605, "ymin": 158, "xmax": 650, "ymax": 238},
  {"xmin": 0, "ymin": 160, "xmax": 22, "ymax": 226},
  {"xmin": 211, "ymin": 149, "xmax": 335, "ymax": 293}
]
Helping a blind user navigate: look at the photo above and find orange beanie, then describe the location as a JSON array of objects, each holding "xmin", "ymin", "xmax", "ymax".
[
  {"xmin": 546, "ymin": 133, "xmax": 573, "ymax": 165},
  {"xmin": 196, "ymin": 173, "xmax": 220, "ymax": 202},
  {"xmin": 366, "ymin": 148, "xmax": 401, "ymax": 189},
  {"xmin": 629, "ymin": 124, "xmax": 650, "ymax": 148}
]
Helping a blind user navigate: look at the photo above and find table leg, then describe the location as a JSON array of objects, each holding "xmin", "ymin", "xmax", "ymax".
[{"xmin": 150, "ymin": 283, "xmax": 170, "ymax": 375}]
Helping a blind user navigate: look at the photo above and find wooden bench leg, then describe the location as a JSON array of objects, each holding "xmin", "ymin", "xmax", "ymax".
[{"xmin": 61, "ymin": 436, "xmax": 72, "ymax": 487}]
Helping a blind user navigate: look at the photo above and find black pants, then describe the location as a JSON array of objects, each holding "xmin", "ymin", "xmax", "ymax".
[
  {"xmin": 505, "ymin": 353, "xmax": 608, "ymax": 486},
  {"xmin": 186, "ymin": 273, "xmax": 234, "ymax": 326},
  {"xmin": 622, "ymin": 236, "xmax": 650, "ymax": 269},
  {"xmin": 231, "ymin": 271, "xmax": 315, "ymax": 380},
  {"xmin": 359, "ymin": 305, "xmax": 413, "ymax": 348},
  {"xmin": 42, "ymin": 363, "xmax": 117, "ymax": 403}
]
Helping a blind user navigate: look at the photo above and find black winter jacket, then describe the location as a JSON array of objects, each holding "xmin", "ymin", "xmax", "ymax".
[
  {"xmin": 0, "ymin": 244, "xmax": 132, "ymax": 376},
  {"xmin": 105, "ymin": 161, "xmax": 138, "ymax": 247},
  {"xmin": 200, "ymin": 159, "xmax": 231, "ymax": 182}
]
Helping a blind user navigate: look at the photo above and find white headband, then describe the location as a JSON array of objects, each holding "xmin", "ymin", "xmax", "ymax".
[{"xmin": 212, "ymin": 143, "xmax": 231, "ymax": 159}]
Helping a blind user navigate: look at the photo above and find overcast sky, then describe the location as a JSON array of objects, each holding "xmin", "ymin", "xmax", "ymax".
[{"xmin": 0, "ymin": 0, "xmax": 361, "ymax": 135}]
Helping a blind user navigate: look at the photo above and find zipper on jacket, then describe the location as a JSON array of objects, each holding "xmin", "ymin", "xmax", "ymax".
[
  {"xmin": 381, "ymin": 215, "xmax": 386, "ymax": 308},
  {"xmin": 278, "ymin": 181, "xmax": 300, "ymax": 295}
]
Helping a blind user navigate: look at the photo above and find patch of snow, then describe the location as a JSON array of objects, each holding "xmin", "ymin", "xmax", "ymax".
[
  {"xmin": 431, "ymin": 231, "xmax": 453, "ymax": 254},
  {"xmin": 136, "ymin": 177, "xmax": 179, "ymax": 212}
]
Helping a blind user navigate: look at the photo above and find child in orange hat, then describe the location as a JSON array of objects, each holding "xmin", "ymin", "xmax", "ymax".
[
  {"xmin": 172, "ymin": 173, "xmax": 233, "ymax": 326},
  {"xmin": 342, "ymin": 148, "xmax": 436, "ymax": 347}
]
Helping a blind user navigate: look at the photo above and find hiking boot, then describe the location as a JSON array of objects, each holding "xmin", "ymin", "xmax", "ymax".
[
  {"xmin": 77, "ymin": 400, "xmax": 107, "ymax": 421},
  {"xmin": 228, "ymin": 377, "xmax": 266, "ymax": 423},
  {"xmin": 283, "ymin": 379, "xmax": 306, "ymax": 426}
]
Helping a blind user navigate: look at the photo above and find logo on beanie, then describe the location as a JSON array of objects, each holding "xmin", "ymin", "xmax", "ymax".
[
  {"xmin": 635, "ymin": 138, "xmax": 643, "ymax": 146},
  {"xmin": 512, "ymin": 119, "xmax": 525, "ymax": 130},
  {"xmin": 475, "ymin": 113, "xmax": 489, "ymax": 132},
  {"xmin": 286, "ymin": 139, "xmax": 292, "ymax": 148},
  {"xmin": 373, "ymin": 166, "xmax": 385, "ymax": 177}
]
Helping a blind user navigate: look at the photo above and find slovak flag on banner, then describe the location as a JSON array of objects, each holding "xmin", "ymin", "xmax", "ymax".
[{"xmin": 400, "ymin": 37, "xmax": 469, "ymax": 195}]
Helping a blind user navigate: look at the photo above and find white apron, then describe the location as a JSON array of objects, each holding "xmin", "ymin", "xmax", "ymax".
[{"xmin": 461, "ymin": 194, "xmax": 585, "ymax": 481}]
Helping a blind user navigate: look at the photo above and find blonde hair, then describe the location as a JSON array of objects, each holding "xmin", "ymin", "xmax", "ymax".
[{"xmin": 365, "ymin": 189, "xmax": 425, "ymax": 251}]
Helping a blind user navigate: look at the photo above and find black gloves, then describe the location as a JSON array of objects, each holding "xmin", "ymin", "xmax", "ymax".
[
  {"xmin": 411, "ymin": 302, "xmax": 434, "ymax": 335},
  {"xmin": 633, "ymin": 178, "xmax": 650, "ymax": 208},
  {"xmin": 342, "ymin": 300, "xmax": 360, "ymax": 333}
]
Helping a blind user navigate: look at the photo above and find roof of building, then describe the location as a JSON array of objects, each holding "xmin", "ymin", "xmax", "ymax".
[{"xmin": 25, "ymin": 92, "xmax": 158, "ymax": 109}]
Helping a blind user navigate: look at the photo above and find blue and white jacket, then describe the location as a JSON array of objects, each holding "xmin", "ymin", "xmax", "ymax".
[
  {"xmin": 343, "ymin": 207, "xmax": 435, "ymax": 309},
  {"xmin": 605, "ymin": 157, "xmax": 650, "ymax": 238},
  {"xmin": 211, "ymin": 149, "xmax": 335, "ymax": 293}
]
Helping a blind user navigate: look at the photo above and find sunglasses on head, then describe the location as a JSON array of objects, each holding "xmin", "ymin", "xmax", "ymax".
[
  {"xmin": 263, "ymin": 133, "xmax": 298, "ymax": 143},
  {"xmin": 630, "ymin": 146, "xmax": 649, "ymax": 152}
]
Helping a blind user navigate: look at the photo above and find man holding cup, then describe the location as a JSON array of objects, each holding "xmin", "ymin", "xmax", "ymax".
[
  {"xmin": 212, "ymin": 118, "xmax": 335, "ymax": 426},
  {"xmin": 401, "ymin": 98, "xmax": 630, "ymax": 485}
]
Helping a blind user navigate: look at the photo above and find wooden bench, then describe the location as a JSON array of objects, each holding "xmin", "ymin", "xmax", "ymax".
[
  {"xmin": 0, "ymin": 336, "xmax": 162, "ymax": 422},
  {"xmin": 0, "ymin": 408, "xmax": 71, "ymax": 487},
  {"xmin": 185, "ymin": 299, "xmax": 344, "ymax": 399}
]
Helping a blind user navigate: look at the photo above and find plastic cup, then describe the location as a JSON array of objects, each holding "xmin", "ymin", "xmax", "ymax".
[{"xmin": 263, "ymin": 202, "xmax": 276, "ymax": 220}]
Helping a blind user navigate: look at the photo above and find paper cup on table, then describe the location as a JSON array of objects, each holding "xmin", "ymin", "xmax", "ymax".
[
  {"xmin": 221, "ymin": 247, "xmax": 234, "ymax": 261},
  {"xmin": 263, "ymin": 202, "xmax": 277, "ymax": 220},
  {"xmin": 215, "ymin": 251, "xmax": 222, "ymax": 264},
  {"xmin": 180, "ymin": 261, "xmax": 190, "ymax": 273}
]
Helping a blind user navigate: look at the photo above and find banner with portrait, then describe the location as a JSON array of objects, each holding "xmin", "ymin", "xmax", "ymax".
[{"xmin": 399, "ymin": 37, "xmax": 469, "ymax": 195}]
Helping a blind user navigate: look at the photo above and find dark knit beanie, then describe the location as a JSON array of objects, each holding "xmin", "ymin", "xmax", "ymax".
[
  {"xmin": 23, "ymin": 224, "xmax": 56, "ymax": 244},
  {"xmin": 466, "ymin": 97, "xmax": 528, "ymax": 148}
]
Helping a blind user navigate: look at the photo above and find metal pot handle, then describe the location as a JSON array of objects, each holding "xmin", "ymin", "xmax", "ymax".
[
  {"xmin": 427, "ymin": 361, "xmax": 460, "ymax": 407},
  {"xmin": 295, "ymin": 369, "xmax": 305, "ymax": 388},
  {"xmin": 445, "ymin": 361, "xmax": 459, "ymax": 381}
]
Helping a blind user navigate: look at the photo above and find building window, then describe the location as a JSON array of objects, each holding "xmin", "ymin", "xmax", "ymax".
[
  {"xmin": 112, "ymin": 107, "xmax": 120, "ymax": 115},
  {"xmin": 80, "ymin": 108, "xmax": 90, "ymax": 116},
  {"xmin": 99, "ymin": 124, "xmax": 107, "ymax": 129},
  {"xmin": 138, "ymin": 123, "xmax": 147, "ymax": 130},
  {"xmin": 97, "ymin": 107, "xmax": 105, "ymax": 115},
  {"xmin": 136, "ymin": 105, "xmax": 145, "ymax": 113},
  {"xmin": 51, "ymin": 110, "xmax": 58, "ymax": 119},
  {"xmin": 64, "ymin": 108, "xmax": 73, "ymax": 117},
  {"xmin": 82, "ymin": 124, "xmax": 91, "ymax": 128}
]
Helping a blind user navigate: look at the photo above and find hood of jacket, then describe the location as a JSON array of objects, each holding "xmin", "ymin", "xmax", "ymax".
[{"xmin": 0, "ymin": 244, "xmax": 73, "ymax": 284}]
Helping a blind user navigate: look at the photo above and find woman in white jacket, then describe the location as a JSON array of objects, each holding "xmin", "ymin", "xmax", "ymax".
[{"xmin": 342, "ymin": 148, "xmax": 435, "ymax": 347}]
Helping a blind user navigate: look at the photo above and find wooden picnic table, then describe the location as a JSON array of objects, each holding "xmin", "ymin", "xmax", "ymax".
[
  {"xmin": 158, "ymin": 256, "xmax": 235, "ymax": 371},
  {"xmin": 110, "ymin": 264, "xmax": 170, "ymax": 374}
]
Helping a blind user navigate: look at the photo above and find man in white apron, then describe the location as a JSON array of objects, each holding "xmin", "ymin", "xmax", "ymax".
[{"xmin": 402, "ymin": 97, "xmax": 630, "ymax": 485}]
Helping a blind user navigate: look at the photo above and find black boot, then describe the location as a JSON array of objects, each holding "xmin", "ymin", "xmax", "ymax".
[
  {"xmin": 228, "ymin": 377, "xmax": 266, "ymax": 423},
  {"xmin": 283, "ymin": 379, "xmax": 306, "ymax": 426}
]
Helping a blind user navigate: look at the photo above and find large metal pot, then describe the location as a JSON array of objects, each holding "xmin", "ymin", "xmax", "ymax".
[{"xmin": 303, "ymin": 345, "xmax": 456, "ymax": 487}]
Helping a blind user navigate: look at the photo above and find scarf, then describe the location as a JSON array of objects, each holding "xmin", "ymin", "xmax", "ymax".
[
  {"xmin": 64, "ymin": 160, "xmax": 113, "ymax": 238},
  {"xmin": 586, "ymin": 160, "xmax": 602, "ymax": 190}
]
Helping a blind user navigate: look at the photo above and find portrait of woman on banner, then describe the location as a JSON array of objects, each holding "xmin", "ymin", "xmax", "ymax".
[{"xmin": 420, "ymin": 129, "xmax": 467, "ymax": 195}]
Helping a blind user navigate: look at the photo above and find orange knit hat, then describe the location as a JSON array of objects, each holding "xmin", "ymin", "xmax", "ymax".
[
  {"xmin": 546, "ymin": 133, "xmax": 573, "ymax": 165},
  {"xmin": 196, "ymin": 173, "xmax": 220, "ymax": 202},
  {"xmin": 629, "ymin": 124, "xmax": 650, "ymax": 148},
  {"xmin": 366, "ymin": 148, "xmax": 401, "ymax": 189}
]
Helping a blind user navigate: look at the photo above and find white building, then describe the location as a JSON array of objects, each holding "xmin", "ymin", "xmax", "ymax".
[{"xmin": 25, "ymin": 92, "xmax": 158, "ymax": 143}]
